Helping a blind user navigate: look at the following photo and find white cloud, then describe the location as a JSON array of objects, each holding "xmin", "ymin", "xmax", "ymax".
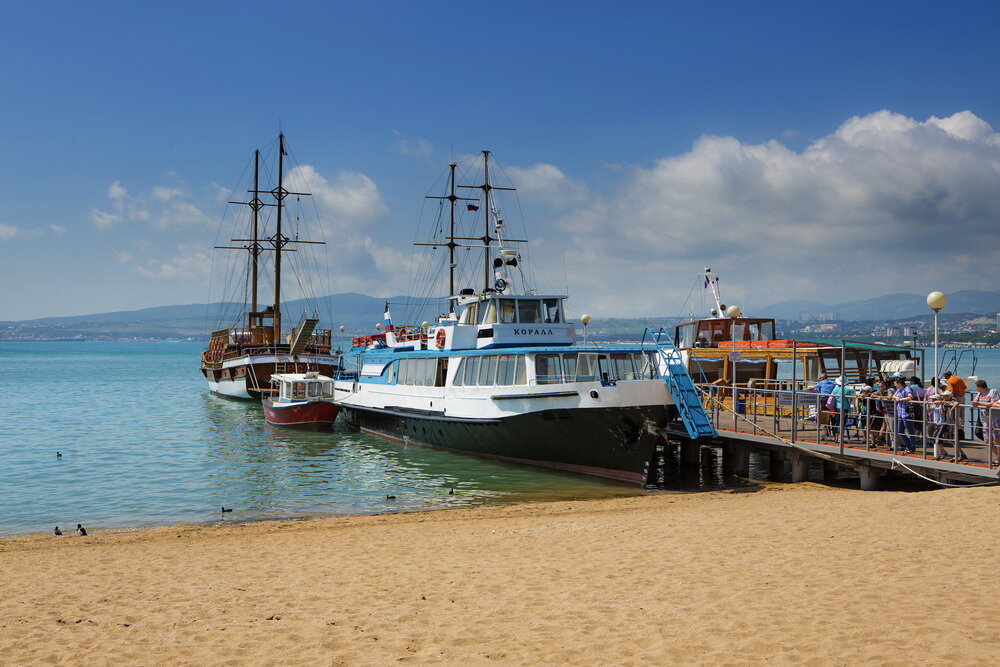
[
  {"xmin": 151, "ymin": 186, "xmax": 184, "ymax": 201},
  {"xmin": 505, "ymin": 163, "xmax": 590, "ymax": 207},
  {"xmin": 393, "ymin": 132, "xmax": 434, "ymax": 162},
  {"xmin": 116, "ymin": 251, "xmax": 134, "ymax": 264},
  {"xmin": 89, "ymin": 208, "xmax": 122, "ymax": 229},
  {"xmin": 0, "ymin": 223, "xmax": 18, "ymax": 240},
  {"xmin": 519, "ymin": 110, "xmax": 1000, "ymax": 315},
  {"xmin": 108, "ymin": 181, "xmax": 126, "ymax": 200},
  {"xmin": 129, "ymin": 245, "xmax": 213, "ymax": 282},
  {"xmin": 284, "ymin": 165, "xmax": 389, "ymax": 233},
  {"xmin": 49, "ymin": 224, "xmax": 67, "ymax": 235}
]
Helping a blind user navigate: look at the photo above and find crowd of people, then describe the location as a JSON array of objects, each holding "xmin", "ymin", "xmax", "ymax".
[{"xmin": 806, "ymin": 371, "xmax": 1000, "ymax": 463}]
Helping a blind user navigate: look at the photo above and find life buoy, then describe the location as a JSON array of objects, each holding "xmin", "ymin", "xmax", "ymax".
[{"xmin": 435, "ymin": 328, "xmax": 447, "ymax": 349}]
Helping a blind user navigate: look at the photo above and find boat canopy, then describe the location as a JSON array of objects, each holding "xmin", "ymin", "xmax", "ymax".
[{"xmin": 271, "ymin": 372, "xmax": 335, "ymax": 401}]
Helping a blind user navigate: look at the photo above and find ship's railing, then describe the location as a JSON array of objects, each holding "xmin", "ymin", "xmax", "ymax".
[{"xmin": 693, "ymin": 382, "xmax": 998, "ymax": 470}]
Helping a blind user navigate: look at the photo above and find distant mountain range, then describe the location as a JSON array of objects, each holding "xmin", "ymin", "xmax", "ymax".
[
  {"xmin": 3, "ymin": 290, "xmax": 998, "ymax": 340},
  {"xmin": 758, "ymin": 290, "xmax": 1000, "ymax": 321},
  {"xmin": 0, "ymin": 293, "xmax": 444, "ymax": 340}
]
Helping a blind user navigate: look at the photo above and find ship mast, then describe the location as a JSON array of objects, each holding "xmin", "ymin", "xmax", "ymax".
[
  {"xmin": 250, "ymin": 150, "xmax": 260, "ymax": 316},
  {"xmin": 421, "ymin": 163, "xmax": 478, "ymax": 305},
  {"xmin": 458, "ymin": 151, "xmax": 516, "ymax": 292},
  {"xmin": 273, "ymin": 134, "xmax": 286, "ymax": 344}
]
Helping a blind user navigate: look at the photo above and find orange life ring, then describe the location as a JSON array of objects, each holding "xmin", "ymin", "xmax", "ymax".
[{"xmin": 435, "ymin": 328, "xmax": 446, "ymax": 349}]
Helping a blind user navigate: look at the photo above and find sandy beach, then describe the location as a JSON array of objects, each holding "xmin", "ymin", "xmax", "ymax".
[{"xmin": 2, "ymin": 483, "xmax": 997, "ymax": 665}]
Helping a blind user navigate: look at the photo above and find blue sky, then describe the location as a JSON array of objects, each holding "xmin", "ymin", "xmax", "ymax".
[{"xmin": 3, "ymin": 1, "xmax": 1000, "ymax": 320}]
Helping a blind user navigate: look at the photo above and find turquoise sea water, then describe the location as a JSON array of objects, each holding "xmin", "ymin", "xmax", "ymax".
[
  {"xmin": 3, "ymin": 342, "xmax": 998, "ymax": 536},
  {"xmin": 0, "ymin": 342, "xmax": 650, "ymax": 536}
]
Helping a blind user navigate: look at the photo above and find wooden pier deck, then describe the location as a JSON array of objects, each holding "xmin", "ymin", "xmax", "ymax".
[{"xmin": 663, "ymin": 384, "xmax": 1000, "ymax": 489}]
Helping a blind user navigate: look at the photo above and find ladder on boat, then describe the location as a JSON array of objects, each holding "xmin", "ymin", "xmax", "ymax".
[
  {"xmin": 289, "ymin": 311, "xmax": 319, "ymax": 355},
  {"xmin": 647, "ymin": 327, "xmax": 718, "ymax": 440}
]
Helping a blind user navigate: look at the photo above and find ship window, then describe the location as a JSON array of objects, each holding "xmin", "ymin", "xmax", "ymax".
[
  {"xmin": 462, "ymin": 303, "xmax": 479, "ymax": 324},
  {"xmin": 576, "ymin": 353, "xmax": 597, "ymax": 381},
  {"xmin": 452, "ymin": 359, "xmax": 463, "ymax": 386},
  {"xmin": 635, "ymin": 353, "xmax": 658, "ymax": 379},
  {"xmin": 464, "ymin": 356, "xmax": 480, "ymax": 385},
  {"xmin": 518, "ymin": 300, "xmax": 541, "ymax": 323},
  {"xmin": 323, "ymin": 382, "xmax": 334, "ymax": 398},
  {"xmin": 386, "ymin": 361, "xmax": 396, "ymax": 384},
  {"xmin": 308, "ymin": 381, "xmax": 321, "ymax": 398},
  {"xmin": 499, "ymin": 299, "xmax": 517, "ymax": 323},
  {"xmin": 293, "ymin": 382, "xmax": 306, "ymax": 399},
  {"xmin": 478, "ymin": 355, "xmax": 497, "ymax": 386},
  {"xmin": 514, "ymin": 355, "xmax": 527, "ymax": 385},
  {"xmin": 612, "ymin": 353, "xmax": 634, "ymax": 380},
  {"xmin": 535, "ymin": 354, "xmax": 562, "ymax": 384},
  {"xmin": 280, "ymin": 382, "xmax": 290, "ymax": 399},
  {"xmin": 497, "ymin": 355, "xmax": 515, "ymax": 385},
  {"xmin": 482, "ymin": 301, "xmax": 498, "ymax": 325},
  {"xmin": 542, "ymin": 299, "xmax": 562, "ymax": 323},
  {"xmin": 422, "ymin": 358, "xmax": 436, "ymax": 386},
  {"xmin": 562, "ymin": 353, "xmax": 578, "ymax": 378},
  {"xmin": 761, "ymin": 321, "xmax": 775, "ymax": 341}
]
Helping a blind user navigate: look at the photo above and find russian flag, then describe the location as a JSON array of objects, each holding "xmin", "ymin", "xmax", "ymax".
[
  {"xmin": 704, "ymin": 275, "xmax": 711, "ymax": 288},
  {"xmin": 467, "ymin": 204, "xmax": 479, "ymax": 211}
]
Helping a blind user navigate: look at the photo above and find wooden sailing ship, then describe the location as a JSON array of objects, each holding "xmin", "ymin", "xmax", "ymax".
[{"xmin": 200, "ymin": 133, "xmax": 339, "ymax": 399}]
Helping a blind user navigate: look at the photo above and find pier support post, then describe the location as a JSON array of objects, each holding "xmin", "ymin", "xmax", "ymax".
[
  {"xmin": 769, "ymin": 451, "xmax": 784, "ymax": 481},
  {"xmin": 858, "ymin": 464, "xmax": 881, "ymax": 491},
  {"xmin": 790, "ymin": 452, "xmax": 810, "ymax": 483},
  {"xmin": 722, "ymin": 443, "xmax": 749, "ymax": 478},
  {"xmin": 823, "ymin": 461, "xmax": 839, "ymax": 482},
  {"xmin": 680, "ymin": 440, "xmax": 701, "ymax": 466}
]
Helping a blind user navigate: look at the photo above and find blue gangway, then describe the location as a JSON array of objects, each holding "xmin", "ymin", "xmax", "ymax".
[{"xmin": 646, "ymin": 328, "xmax": 718, "ymax": 440}]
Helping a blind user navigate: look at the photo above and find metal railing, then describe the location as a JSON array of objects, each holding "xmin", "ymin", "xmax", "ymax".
[{"xmin": 695, "ymin": 383, "xmax": 998, "ymax": 470}]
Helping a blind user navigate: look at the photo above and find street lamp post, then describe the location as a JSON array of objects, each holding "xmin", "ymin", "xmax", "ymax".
[{"xmin": 926, "ymin": 291, "xmax": 947, "ymax": 380}]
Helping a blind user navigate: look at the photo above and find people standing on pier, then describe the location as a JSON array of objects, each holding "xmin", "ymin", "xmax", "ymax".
[
  {"xmin": 872, "ymin": 380, "xmax": 893, "ymax": 448},
  {"xmin": 971, "ymin": 380, "xmax": 1000, "ymax": 462},
  {"xmin": 942, "ymin": 371, "xmax": 968, "ymax": 440},
  {"xmin": 827, "ymin": 377, "xmax": 853, "ymax": 437},
  {"xmin": 929, "ymin": 386, "xmax": 962, "ymax": 460},
  {"xmin": 892, "ymin": 377, "xmax": 917, "ymax": 453}
]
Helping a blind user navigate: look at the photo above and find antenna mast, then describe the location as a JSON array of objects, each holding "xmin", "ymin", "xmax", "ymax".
[{"xmin": 422, "ymin": 164, "xmax": 477, "ymax": 306}]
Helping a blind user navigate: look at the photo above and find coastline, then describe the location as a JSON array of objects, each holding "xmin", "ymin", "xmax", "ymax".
[{"xmin": 2, "ymin": 483, "xmax": 997, "ymax": 664}]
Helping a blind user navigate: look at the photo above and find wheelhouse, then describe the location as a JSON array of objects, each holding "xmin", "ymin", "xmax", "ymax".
[{"xmin": 271, "ymin": 372, "xmax": 336, "ymax": 402}]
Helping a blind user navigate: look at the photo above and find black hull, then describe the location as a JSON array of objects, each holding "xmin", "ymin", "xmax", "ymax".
[{"xmin": 340, "ymin": 404, "xmax": 674, "ymax": 484}]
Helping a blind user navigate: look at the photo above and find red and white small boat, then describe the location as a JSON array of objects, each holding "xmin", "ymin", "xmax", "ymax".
[{"xmin": 262, "ymin": 372, "xmax": 340, "ymax": 430}]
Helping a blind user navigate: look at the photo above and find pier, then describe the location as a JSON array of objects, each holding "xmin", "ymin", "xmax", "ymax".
[{"xmin": 660, "ymin": 383, "xmax": 999, "ymax": 490}]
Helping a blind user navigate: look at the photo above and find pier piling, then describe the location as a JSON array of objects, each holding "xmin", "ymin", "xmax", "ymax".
[{"xmin": 789, "ymin": 452, "xmax": 810, "ymax": 483}]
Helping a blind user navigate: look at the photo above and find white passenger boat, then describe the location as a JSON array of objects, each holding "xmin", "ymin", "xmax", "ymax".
[{"xmin": 333, "ymin": 152, "xmax": 679, "ymax": 484}]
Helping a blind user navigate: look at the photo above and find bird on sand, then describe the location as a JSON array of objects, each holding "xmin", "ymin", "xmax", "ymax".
[
  {"xmin": 386, "ymin": 495, "xmax": 396, "ymax": 501},
  {"xmin": 221, "ymin": 507, "xmax": 233, "ymax": 513},
  {"xmin": 76, "ymin": 524, "xmax": 87, "ymax": 536},
  {"xmin": 53, "ymin": 526, "xmax": 62, "ymax": 536},
  {"xmin": 449, "ymin": 489, "xmax": 455, "ymax": 495}
]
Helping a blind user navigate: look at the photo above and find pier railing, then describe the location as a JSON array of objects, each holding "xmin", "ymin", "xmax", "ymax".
[{"xmin": 694, "ymin": 383, "xmax": 998, "ymax": 471}]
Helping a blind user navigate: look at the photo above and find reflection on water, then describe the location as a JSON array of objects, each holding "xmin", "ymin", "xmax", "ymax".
[{"xmin": 9, "ymin": 340, "xmax": 950, "ymax": 536}]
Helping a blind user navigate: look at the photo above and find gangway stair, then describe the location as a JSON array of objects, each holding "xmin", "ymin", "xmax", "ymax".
[
  {"xmin": 647, "ymin": 327, "xmax": 718, "ymax": 440},
  {"xmin": 290, "ymin": 312, "xmax": 319, "ymax": 355}
]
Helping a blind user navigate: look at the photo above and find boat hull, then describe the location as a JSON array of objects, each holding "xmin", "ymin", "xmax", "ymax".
[
  {"xmin": 262, "ymin": 398, "xmax": 340, "ymax": 430},
  {"xmin": 339, "ymin": 403, "xmax": 672, "ymax": 484},
  {"xmin": 202, "ymin": 355, "xmax": 340, "ymax": 400}
]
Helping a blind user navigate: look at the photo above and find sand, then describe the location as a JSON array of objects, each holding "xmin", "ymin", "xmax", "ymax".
[{"xmin": 1, "ymin": 483, "xmax": 998, "ymax": 665}]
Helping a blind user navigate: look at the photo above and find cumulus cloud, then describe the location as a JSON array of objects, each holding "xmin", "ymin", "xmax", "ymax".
[
  {"xmin": 90, "ymin": 179, "xmax": 212, "ymax": 230},
  {"xmin": 284, "ymin": 165, "xmax": 390, "ymax": 233},
  {"xmin": 128, "ymin": 245, "xmax": 213, "ymax": 282},
  {"xmin": 526, "ymin": 110, "xmax": 1000, "ymax": 316},
  {"xmin": 393, "ymin": 132, "xmax": 434, "ymax": 162},
  {"xmin": 49, "ymin": 224, "xmax": 67, "ymax": 235},
  {"xmin": 0, "ymin": 223, "xmax": 18, "ymax": 240},
  {"xmin": 504, "ymin": 163, "xmax": 590, "ymax": 207}
]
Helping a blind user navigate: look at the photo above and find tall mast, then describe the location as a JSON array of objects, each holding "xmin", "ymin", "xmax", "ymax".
[
  {"xmin": 420, "ymin": 163, "xmax": 478, "ymax": 308},
  {"xmin": 456, "ymin": 150, "xmax": 516, "ymax": 293},
  {"xmin": 482, "ymin": 151, "xmax": 491, "ymax": 291},
  {"xmin": 447, "ymin": 164, "xmax": 457, "ymax": 297},
  {"xmin": 273, "ymin": 133, "xmax": 285, "ymax": 345},
  {"xmin": 250, "ymin": 150, "xmax": 260, "ymax": 316}
]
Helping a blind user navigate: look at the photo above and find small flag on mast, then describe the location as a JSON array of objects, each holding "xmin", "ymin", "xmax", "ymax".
[
  {"xmin": 467, "ymin": 204, "xmax": 479, "ymax": 211},
  {"xmin": 704, "ymin": 275, "xmax": 711, "ymax": 288}
]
